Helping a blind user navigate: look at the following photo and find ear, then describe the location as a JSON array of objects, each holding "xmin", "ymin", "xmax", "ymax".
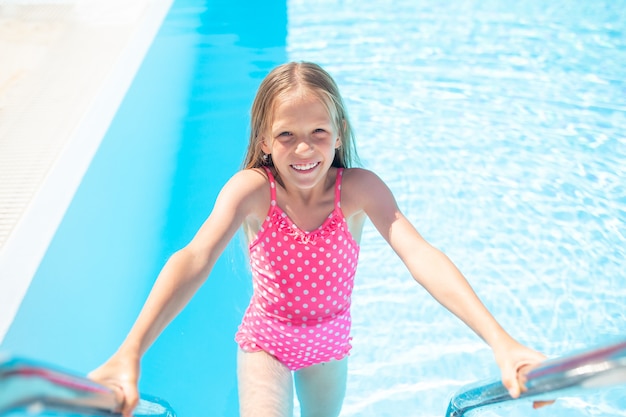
[
  {"xmin": 335, "ymin": 119, "xmax": 346, "ymax": 149},
  {"xmin": 260, "ymin": 136, "xmax": 271, "ymax": 154}
]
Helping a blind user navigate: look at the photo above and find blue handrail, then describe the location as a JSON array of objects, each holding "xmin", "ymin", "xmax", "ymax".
[
  {"xmin": 0, "ymin": 355, "xmax": 176, "ymax": 416},
  {"xmin": 446, "ymin": 338, "xmax": 626, "ymax": 417}
]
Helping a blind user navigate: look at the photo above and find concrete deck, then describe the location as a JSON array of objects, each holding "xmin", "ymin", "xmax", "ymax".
[{"xmin": 0, "ymin": 0, "xmax": 173, "ymax": 341}]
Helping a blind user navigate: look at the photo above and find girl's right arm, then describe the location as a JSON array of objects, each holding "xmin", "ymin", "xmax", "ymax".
[{"xmin": 88, "ymin": 169, "xmax": 266, "ymax": 417}]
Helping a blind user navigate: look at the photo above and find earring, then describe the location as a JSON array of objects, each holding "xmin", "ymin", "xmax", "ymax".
[{"xmin": 262, "ymin": 153, "xmax": 270, "ymax": 163}]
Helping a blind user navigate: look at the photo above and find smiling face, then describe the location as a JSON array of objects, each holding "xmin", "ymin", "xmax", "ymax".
[
  {"xmin": 243, "ymin": 62, "xmax": 359, "ymax": 171},
  {"xmin": 261, "ymin": 90, "xmax": 341, "ymax": 190}
]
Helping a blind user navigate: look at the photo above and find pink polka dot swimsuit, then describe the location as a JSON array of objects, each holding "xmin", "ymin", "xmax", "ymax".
[{"xmin": 235, "ymin": 167, "xmax": 360, "ymax": 371}]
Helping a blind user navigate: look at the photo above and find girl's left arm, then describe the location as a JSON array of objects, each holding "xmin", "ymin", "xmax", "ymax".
[{"xmin": 354, "ymin": 169, "xmax": 545, "ymax": 398}]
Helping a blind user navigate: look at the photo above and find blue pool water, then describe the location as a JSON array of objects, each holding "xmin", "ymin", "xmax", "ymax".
[{"xmin": 2, "ymin": 0, "xmax": 626, "ymax": 416}]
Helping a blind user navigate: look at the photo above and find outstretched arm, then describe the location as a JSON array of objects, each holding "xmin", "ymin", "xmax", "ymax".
[
  {"xmin": 386, "ymin": 212, "xmax": 544, "ymax": 397},
  {"xmin": 353, "ymin": 169, "xmax": 545, "ymax": 398},
  {"xmin": 89, "ymin": 169, "xmax": 265, "ymax": 416}
]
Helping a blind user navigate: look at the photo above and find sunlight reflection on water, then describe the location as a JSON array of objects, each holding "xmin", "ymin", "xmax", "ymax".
[{"xmin": 288, "ymin": 1, "xmax": 625, "ymax": 415}]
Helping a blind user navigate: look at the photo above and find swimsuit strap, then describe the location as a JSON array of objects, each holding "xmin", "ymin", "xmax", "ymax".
[
  {"xmin": 263, "ymin": 166, "xmax": 277, "ymax": 203},
  {"xmin": 335, "ymin": 168, "xmax": 344, "ymax": 209},
  {"xmin": 263, "ymin": 166, "xmax": 343, "ymax": 209}
]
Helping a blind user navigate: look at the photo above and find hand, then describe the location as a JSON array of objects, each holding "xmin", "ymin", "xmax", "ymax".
[
  {"xmin": 516, "ymin": 363, "xmax": 555, "ymax": 409},
  {"xmin": 493, "ymin": 340, "xmax": 555, "ymax": 409},
  {"xmin": 88, "ymin": 352, "xmax": 140, "ymax": 417}
]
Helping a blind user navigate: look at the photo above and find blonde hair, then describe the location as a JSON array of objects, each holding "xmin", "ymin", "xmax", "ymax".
[{"xmin": 242, "ymin": 62, "xmax": 359, "ymax": 169}]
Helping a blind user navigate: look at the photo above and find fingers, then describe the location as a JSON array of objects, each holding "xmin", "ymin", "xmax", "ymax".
[
  {"xmin": 510, "ymin": 363, "xmax": 556, "ymax": 409},
  {"xmin": 499, "ymin": 362, "xmax": 520, "ymax": 398},
  {"xmin": 88, "ymin": 369, "xmax": 138, "ymax": 416},
  {"xmin": 502, "ymin": 361, "xmax": 535, "ymax": 398},
  {"xmin": 502, "ymin": 373, "xmax": 521, "ymax": 398},
  {"xmin": 107, "ymin": 382, "xmax": 139, "ymax": 417},
  {"xmin": 122, "ymin": 385, "xmax": 140, "ymax": 417}
]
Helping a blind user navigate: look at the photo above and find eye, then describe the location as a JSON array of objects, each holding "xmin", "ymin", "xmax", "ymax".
[{"xmin": 275, "ymin": 131, "xmax": 293, "ymax": 142}]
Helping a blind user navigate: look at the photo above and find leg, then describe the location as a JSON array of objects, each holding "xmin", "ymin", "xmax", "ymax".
[
  {"xmin": 294, "ymin": 357, "xmax": 348, "ymax": 417},
  {"xmin": 237, "ymin": 349, "xmax": 294, "ymax": 417}
]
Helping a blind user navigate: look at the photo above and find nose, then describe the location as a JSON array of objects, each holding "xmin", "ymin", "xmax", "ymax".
[{"xmin": 294, "ymin": 136, "xmax": 314, "ymax": 155}]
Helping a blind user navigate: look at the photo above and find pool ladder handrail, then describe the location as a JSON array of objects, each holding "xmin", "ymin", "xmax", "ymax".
[
  {"xmin": 446, "ymin": 338, "xmax": 626, "ymax": 417},
  {"xmin": 0, "ymin": 355, "xmax": 176, "ymax": 416}
]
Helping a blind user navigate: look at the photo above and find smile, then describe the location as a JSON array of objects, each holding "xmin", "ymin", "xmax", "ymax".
[{"xmin": 291, "ymin": 162, "xmax": 320, "ymax": 171}]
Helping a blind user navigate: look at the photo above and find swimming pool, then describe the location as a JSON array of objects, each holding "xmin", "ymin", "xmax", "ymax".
[{"xmin": 2, "ymin": 0, "xmax": 625, "ymax": 416}]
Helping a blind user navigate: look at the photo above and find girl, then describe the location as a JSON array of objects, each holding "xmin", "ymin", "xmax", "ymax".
[{"xmin": 90, "ymin": 61, "xmax": 546, "ymax": 417}]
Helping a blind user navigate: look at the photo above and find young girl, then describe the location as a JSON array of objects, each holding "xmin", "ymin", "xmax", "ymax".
[{"xmin": 90, "ymin": 61, "xmax": 546, "ymax": 417}]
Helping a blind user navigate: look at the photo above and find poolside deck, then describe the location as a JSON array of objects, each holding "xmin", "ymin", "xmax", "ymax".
[{"xmin": 0, "ymin": 0, "xmax": 173, "ymax": 340}]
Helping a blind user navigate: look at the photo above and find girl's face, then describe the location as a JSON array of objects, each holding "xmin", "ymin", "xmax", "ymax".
[{"xmin": 262, "ymin": 92, "xmax": 341, "ymax": 190}]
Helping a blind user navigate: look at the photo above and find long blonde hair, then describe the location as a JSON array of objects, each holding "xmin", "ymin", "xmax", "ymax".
[{"xmin": 242, "ymin": 62, "xmax": 359, "ymax": 169}]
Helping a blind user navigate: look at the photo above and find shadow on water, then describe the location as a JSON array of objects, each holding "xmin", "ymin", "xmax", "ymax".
[{"xmin": 1, "ymin": 0, "xmax": 287, "ymax": 415}]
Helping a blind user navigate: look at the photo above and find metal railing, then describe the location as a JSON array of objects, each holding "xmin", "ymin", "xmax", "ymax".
[
  {"xmin": 4, "ymin": 339, "xmax": 625, "ymax": 417},
  {"xmin": 0, "ymin": 356, "xmax": 176, "ymax": 416},
  {"xmin": 446, "ymin": 338, "xmax": 626, "ymax": 417}
]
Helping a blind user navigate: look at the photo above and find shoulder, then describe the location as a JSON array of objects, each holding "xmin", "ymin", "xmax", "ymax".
[
  {"xmin": 341, "ymin": 168, "xmax": 392, "ymax": 197},
  {"xmin": 341, "ymin": 167, "xmax": 383, "ymax": 183},
  {"xmin": 215, "ymin": 168, "xmax": 270, "ymax": 216},
  {"xmin": 340, "ymin": 168, "xmax": 398, "ymax": 214},
  {"xmin": 184, "ymin": 169, "xmax": 270, "ymax": 252},
  {"xmin": 224, "ymin": 168, "xmax": 268, "ymax": 191}
]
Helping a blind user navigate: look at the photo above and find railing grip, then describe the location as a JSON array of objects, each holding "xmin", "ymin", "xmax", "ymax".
[
  {"xmin": 446, "ymin": 338, "xmax": 626, "ymax": 417},
  {"xmin": 0, "ymin": 355, "xmax": 176, "ymax": 416}
]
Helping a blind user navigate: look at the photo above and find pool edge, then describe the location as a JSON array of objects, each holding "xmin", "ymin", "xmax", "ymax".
[{"xmin": 0, "ymin": 0, "xmax": 174, "ymax": 343}]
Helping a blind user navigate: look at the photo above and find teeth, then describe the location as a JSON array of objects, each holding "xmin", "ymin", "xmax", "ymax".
[{"xmin": 292, "ymin": 162, "xmax": 318, "ymax": 171}]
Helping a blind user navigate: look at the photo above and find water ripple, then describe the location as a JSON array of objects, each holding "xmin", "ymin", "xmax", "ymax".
[{"xmin": 288, "ymin": 1, "xmax": 626, "ymax": 415}]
